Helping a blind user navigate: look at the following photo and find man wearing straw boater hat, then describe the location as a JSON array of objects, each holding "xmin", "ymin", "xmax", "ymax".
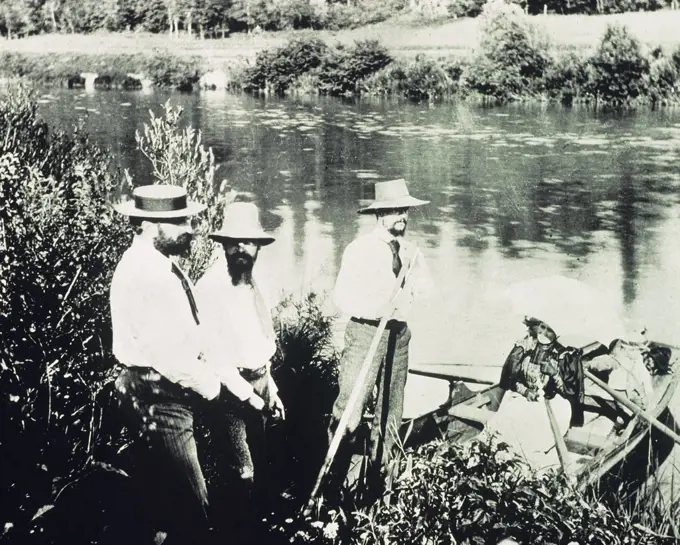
[
  {"xmin": 194, "ymin": 201, "xmax": 285, "ymax": 544},
  {"xmin": 326, "ymin": 178, "xmax": 432, "ymax": 497},
  {"xmin": 110, "ymin": 184, "xmax": 228, "ymax": 545}
]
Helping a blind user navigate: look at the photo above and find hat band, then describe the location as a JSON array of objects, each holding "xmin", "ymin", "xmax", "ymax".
[{"xmin": 134, "ymin": 194, "xmax": 187, "ymax": 213}]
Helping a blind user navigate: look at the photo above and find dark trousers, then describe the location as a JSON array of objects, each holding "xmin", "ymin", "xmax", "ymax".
[
  {"xmin": 328, "ymin": 318, "xmax": 411, "ymax": 492},
  {"xmin": 114, "ymin": 367, "xmax": 212, "ymax": 545},
  {"xmin": 205, "ymin": 371, "xmax": 272, "ymax": 544}
]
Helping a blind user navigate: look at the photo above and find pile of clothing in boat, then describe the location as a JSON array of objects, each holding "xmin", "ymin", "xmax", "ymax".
[{"xmin": 584, "ymin": 337, "xmax": 672, "ymax": 409}]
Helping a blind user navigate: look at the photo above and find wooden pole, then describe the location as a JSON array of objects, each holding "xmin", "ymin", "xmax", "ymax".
[
  {"xmin": 544, "ymin": 397, "xmax": 571, "ymax": 476},
  {"xmin": 301, "ymin": 252, "xmax": 419, "ymax": 517},
  {"xmin": 584, "ymin": 370, "xmax": 680, "ymax": 447}
]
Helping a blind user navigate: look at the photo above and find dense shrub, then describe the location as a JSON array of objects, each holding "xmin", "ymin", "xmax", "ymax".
[
  {"xmin": 324, "ymin": 0, "xmax": 406, "ymax": 30},
  {"xmin": 0, "ymin": 86, "xmax": 132, "ymax": 534},
  {"xmin": 644, "ymin": 47, "xmax": 679, "ymax": 104},
  {"xmin": 543, "ymin": 51, "xmax": 591, "ymax": 104},
  {"xmin": 447, "ymin": 0, "xmax": 487, "ymax": 17},
  {"xmin": 280, "ymin": 436, "xmax": 674, "ymax": 544},
  {"xmin": 317, "ymin": 40, "xmax": 393, "ymax": 96},
  {"xmin": 0, "ymin": 51, "xmax": 204, "ymax": 90},
  {"xmin": 587, "ymin": 24, "xmax": 650, "ymax": 105},
  {"xmin": 465, "ymin": 0, "xmax": 552, "ymax": 101},
  {"xmin": 242, "ymin": 36, "xmax": 330, "ymax": 94},
  {"xmin": 268, "ymin": 293, "xmax": 340, "ymax": 499},
  {"xmin": 363, "ymin": 55, "xmax": 464, "ymax": 100}
]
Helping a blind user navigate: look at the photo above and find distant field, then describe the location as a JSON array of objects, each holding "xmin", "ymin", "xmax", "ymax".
[{"xmin": 1, "ymin": 10, "xmax": 680, "ymax": 69}]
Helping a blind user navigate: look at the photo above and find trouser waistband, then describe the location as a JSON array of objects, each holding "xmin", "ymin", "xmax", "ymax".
[
  {"xmin": 351, "ymin": 317, "xmax": 407, "ymax": 329},
  {"xmin": 237, "ymin": 365, "xmax": 268, "ymax": 381}
]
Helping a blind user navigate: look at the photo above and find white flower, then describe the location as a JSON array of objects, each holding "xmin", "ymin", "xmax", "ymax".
[
  {"xmin": 310, "ymin": 521, "xmax": 324, "ymax": 529},
  {"xmin": 323, "ymin": 521, "xmax": 339, "ymax": 540}
]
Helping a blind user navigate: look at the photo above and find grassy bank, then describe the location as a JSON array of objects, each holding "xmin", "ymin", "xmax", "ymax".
[{"xmin": 2, "ymin": 11, "xmax": 680, "ymax": 62}]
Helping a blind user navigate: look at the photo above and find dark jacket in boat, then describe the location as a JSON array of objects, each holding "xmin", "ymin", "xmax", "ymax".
[{"xmin": 500, "ymin": 335, "xmax": 585, "ymax": 427}]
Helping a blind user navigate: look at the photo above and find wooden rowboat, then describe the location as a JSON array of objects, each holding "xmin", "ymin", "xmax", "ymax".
[{"xmin": 396, "ymin": 340, "xmax": 679, "ymax": 489}]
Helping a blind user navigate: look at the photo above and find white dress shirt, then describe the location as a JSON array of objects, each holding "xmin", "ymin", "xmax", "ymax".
[
  {"xmin": 333, "ymin": 226, "xmax": 433, "ymax": 322},
  {"xmin": 110, "ymin": 235, "xmax": 221, "ymax": 400},
  {"xmin": 194, "ymin": 253, "xmax": 278, "ymax": 401}
]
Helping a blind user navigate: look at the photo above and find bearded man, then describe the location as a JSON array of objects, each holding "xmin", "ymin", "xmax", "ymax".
[
  {"xmin": 194, "ymin": 201, "xmax": 285, "ymax": 544},
  {"xmin": 327, "ymin": 178, "xmax": 433, "ymax": 496},
  {"xmin": 110, "ymin": 184, "xmax": 222, "ymax": 545}
]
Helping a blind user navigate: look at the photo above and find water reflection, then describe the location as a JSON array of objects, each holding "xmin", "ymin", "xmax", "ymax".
[{"xmin": 35, "ymin": 91, "xmax": 680, "ymax": 366}]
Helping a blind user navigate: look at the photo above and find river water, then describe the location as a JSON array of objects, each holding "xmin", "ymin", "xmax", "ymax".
[{"xmin": 35, "ymin": 89, "xmax": 680, "ymax": 499}]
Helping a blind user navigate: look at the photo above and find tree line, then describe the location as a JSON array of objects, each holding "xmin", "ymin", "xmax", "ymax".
[{"xmin": 0, "ymin": 0, "xmax": 676, "ymax": 42}]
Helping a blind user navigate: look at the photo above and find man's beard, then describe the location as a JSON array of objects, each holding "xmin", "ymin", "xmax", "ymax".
[
  {"xmin": 154, "ymin": 233, "xmax": 193, "ymax": 257},
  {"xmin": 388, "ymin": 220, "xmax": 407, "ymax": 237},
  {"xmin": 226, "ymin": 252, "xmax": 255, "ymax": 285}
]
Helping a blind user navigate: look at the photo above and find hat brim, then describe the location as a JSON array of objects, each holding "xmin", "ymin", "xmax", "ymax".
[
  {"xmin": 357, "ymin": 196, "xmax": 430, "ymax": 214},
  {"xmin": 209, "ymin": 230, "xmax": 275, "ymax": 246},
  {"xmin": 113, "ymin": 200, "xmax": 207, "ymax": 218}
]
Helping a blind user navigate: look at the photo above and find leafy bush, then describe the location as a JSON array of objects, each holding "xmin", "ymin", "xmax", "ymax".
[
  {"xmin": 325, "ymin": 0, "xmax": 405, "ymax": 30},
  {"xmin": 447, "ymin": 0, "xmax": 487, "ymax": 17},
  {"xmin": 281, "ymin": 436, "xmax": 674, "ymax": 544},
  {"xmin": 644, "ymin": 47, "xmax": 679, "ymax": 105},
  {"xmin": 465, "ymin": 0, "xmax": 552, "ymax": 101},
  {"xmin": 0, "ymin": 51, "xmax": 204, "ymax": 90},
  {"xmin": 0, "ymin": 85, "xmax": 131, "ymax": 534},
  {"xmin": 362, "ymin": 55, "xmax": 463, "ymax": 101},
  {"xmin": 242, "ymin": 36, "xmax": 330, "ymax": 95},
  {"xmin": 132, "ymin": 101, "xmax": 232, "ymax": 281},
  {"xmin": 587, "ymin": 24, "xmax": 650, "ymax": 105},
  {"xmin": 318, "ymin": 40, "xmax": 393, "ymax": 96},
  {"xmin": 544, "ymin": 51, "xmax": 591, "ymax": 104},
  {"xmin": 268, "ymin": 293, "xmax": 340, "ymax": 499}
]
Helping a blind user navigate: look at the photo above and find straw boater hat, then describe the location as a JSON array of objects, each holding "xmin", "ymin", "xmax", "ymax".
[
  {"xmin": 358, "ymin": 178, "xmax": 429, "ymax": 214},
  {"xmin": 209, "ymin": 202, "xmax": 275, "ymax": 246},
  {"xmin": 113, "ymin": 184, "xmax": 206, "ymax": 218}
]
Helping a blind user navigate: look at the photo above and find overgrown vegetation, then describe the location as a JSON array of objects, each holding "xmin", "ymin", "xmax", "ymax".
[
  {"xmin": 0, "ymin": 83, "xmax": 132, "ymax": 536},
  {"xmin": 235, "ymin": 1, "xmax": 680, "ymax": 106},
  {"xmin": 275, "ymin": 436, "xmax": 680, "ymax": 544},
  {"xmin": 0, "ymin": 51, "xmax": 204, "ymax": 90}
]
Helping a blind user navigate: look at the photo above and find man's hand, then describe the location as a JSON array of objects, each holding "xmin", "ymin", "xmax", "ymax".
[
  {"xmin": 246, "ymin": 393, "xmax": 265, "ymax": 411},
  {"xmin": 268, "ymin": 394, "xmax": 286, "ymax": 421}
]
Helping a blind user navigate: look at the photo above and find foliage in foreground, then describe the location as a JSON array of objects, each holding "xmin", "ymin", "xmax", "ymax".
[
  {"xmin": 0, "ymin": 84, "xmax": 132, "ymax": 533},
  {"xmin": 276, "ymin": 436, "xmax": 678, "ymax": 545}
]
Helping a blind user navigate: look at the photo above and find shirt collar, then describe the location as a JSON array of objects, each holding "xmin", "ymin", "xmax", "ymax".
[
  {"xmin": 129, "ymin": 234, "xmax": 174, "ymax": 272},
  {"xmin": 373, "ymin": 226, "xmax": 396, "ymax": 244}
]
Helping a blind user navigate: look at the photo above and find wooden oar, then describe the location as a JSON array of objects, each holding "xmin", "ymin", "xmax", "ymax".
[
  {"xmin": 544, "ymin": 397, "xmax": 572, "ymax": 477},
  {"xmin": 584, "ymin": 370, "xmax": 680, "ymax": 447},
  {"xmin": 408, "ymin": 367, "xmax": 496, "ymax": 386},
  {"xmin": 301, "ymin": 250, "xmax": 420, "ymax": 517}
]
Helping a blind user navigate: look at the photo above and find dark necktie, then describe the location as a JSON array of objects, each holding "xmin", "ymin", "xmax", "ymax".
[
  {"xmin": 171, "ymin": 262, "xmax": 200, "ymax": 325},
  {"xmin": 388, "ymin": 239, "xmax": 402, "ymax": 277}
]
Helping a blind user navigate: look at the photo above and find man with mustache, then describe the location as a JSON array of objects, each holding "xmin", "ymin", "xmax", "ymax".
[
  {"xmin": 110, "ymin": 184, "xmax": 224, "ymax": 545},
  {"xmin": 194, "ymin": 201, "xmax": 284, "ymax": 544},
  {"xmin": 327, "ymin": 178, "xmax": 432, "ymax": 498}
]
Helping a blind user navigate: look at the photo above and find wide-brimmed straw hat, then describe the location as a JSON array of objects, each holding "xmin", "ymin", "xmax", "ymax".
[
  {"xmin": 209, "ymin": 202, "xmax": 275, "ymax": 245},
  {"xmin": 113, "ymin": 184, "xmax": 206, "ymax": 218},
  {"xmin": 357, "ymin": 178, "xmax": 429, "ymax": 214}
]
